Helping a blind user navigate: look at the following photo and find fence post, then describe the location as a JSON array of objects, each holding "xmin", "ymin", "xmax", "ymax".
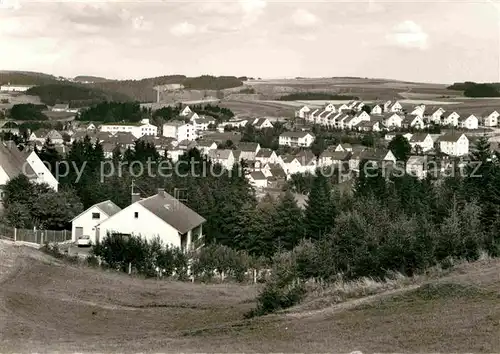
[
  {"xmin": 41, "ymin": 231, "xmax": 44, "ymax": 245},
  {"xmin": 14, "ymin": 227, "xmax": 16, "ymax": 242},
  {"xmin": 128, "ymin": 262, "xmax": 132, "ymax": 275},
  {"xmin": 253, "ymin": 269, "xmax": 257, "ymax": 284}
]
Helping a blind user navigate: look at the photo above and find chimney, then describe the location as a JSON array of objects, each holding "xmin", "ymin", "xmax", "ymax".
[
  {"xmin": 131, "ymin": 193, "xmax": 141, "ymax": 204},
  {"xmin": 157, "ymin": 188, "xmax": 165, "ymax": 197}
]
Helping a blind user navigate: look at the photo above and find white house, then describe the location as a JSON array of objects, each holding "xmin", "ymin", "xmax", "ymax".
[
  {"xmin": 356, "ymin": 120, "xmax": 382, "ymax": 132},
  {"xmin": 383, "ymin": 113, "xmax": 403, "ymax": 128},
  {"xmin": 180, "ymin": 106, "xmax": 193, "ymax": 116},
  {"xmin": 255, "ymin": 148, "xmax": 279, "ymax": 165},
  {"xmin": 439, "ymin": 132, "xmax": 469, "ymax": 157},
  {"xmin": 441, "ymin": 112, "xmax": 460, "ymax": 127},
  {"xmin": 29, "ymin": 129, "xmax": 64, "ymax": 145},
  {"xmin": 483, "ymin": 111, "xmax": 499, "ymax": 127},
  {"xmin": 410, "ymin": 104, "xmax": 426, "ymax": 117},
  {"xmin": 95, "ymin": 189, "xmax": 206, "ymax": 252},
  {"xmin": 279, "ymin": 132, "xmax": 315, "ymax": 147},
  {"xmin": 71, "ymin": 200, "xmax": 122, "ymax": 244},
  {"xmin": 238, "ymin": 142, "xmax": 261, "ymax": 161},
  {"xmin": 409, "ymin": 133, "xmax": 434, "ymax": 152},
  {"xmin": 337, "ymin": 103, "xmax": 350, "ymax": 112},
  {"xmin": 319, "ymin": 150, "xmax": 350, "ymax": 167},
  {"xmin": 252, "ymin": 118, "xmax": 274, "ymax": 129},
  {"xmin": 208, "ymin": 149, "xmax": 235, "ymax": 170},
  {"xmin": 279, "ymin": 155, "xmax": 302, "ymax": 176},
  {"xmin": 196, "ymin": 140, "xmax": 218, "ymax": 155},
  {"xmin": 387, "ymin": 101, "xmax": 403, "ymax": 112},
  {"xmin": 371, "ymin": 104, "xmax": 383, "ymax": 115},
  {"xmin": 296, "ymin": 105, "xmax": 311, "ymax": 119},
  {"xmin": 0, "ymin": 142, "xmax": 59, "ymax": 205},
  {"xmin": 402, "ymin": 115, "xmax": 425, "ymax": 129},
  {"xmin": 162, "ymin": 121, "xmax": 196, "ymax": 141},
  {"xmin": 458, "ymin": 115, "xmax": 479, "ymax": 130},
  {"xmin": 0, "ymin": 84, "xmax": 33, "ymax": 92},
  {"xmin": 427, "ymin": 107, "xmax": 446, "ymax": 124},
  {"xmin": 192, "ymin": 117, "xmax": 216, "ymax": 131},
  {"xmin": 248, "ymin": 171, "xmax": 268, "ymax": 189},
  {"xmin": 100, "ymin": 119, "xmax": 158, "ymax": 139},
  {"xmin": 52, "ymin": 104, "xmax": 70, "ymax": 112}
]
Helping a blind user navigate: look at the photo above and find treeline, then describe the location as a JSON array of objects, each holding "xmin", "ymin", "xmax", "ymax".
[
  {"xmin": 239, "ymin": 122, "xmax": 287, "ymax": 150},
  {"xmin": 77, "ymin": 102, "xmax": 145, "ymax": 123},
  {"xmin": 0, "ymin": 71, "xmax": 58, "ymax": 86},
  {"xmin": 278, "ymin": 92, "xmax": 359, "ymax": 101},
  {"xmin": 26, "ymin": 83, "xmax": 131, "ymax": 107},
  {"xmin": 190, "ymin": 103, "xmax": 235, "ymax": 122},
  {"xmin": 8, "ymin": 104, "xmax": 48, "ymax": 121},
  {"xmin": 447, "ymin": 82, "xmax": 500, "ymax": 97},
  {"xmin": 89, "ymin": 75, "xmax": 243, "ymax": 102}
]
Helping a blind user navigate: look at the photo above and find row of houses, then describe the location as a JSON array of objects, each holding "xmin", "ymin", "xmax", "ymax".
[{"xmin": 297, "ymin": 100, "xmax": 499, "ymax": 131}]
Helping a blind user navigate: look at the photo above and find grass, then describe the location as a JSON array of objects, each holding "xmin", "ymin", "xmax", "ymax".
[{"xmin": 1, "ymin": 242, "xmax": 500, "ymax": 352}]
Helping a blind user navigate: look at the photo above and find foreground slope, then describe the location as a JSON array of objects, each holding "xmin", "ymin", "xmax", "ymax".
[{"xmin": 0, "ymin": 241, "xmax": 499, "ymax": 352}]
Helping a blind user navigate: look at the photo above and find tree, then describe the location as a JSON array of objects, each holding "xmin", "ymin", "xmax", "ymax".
[
  {"xmin": 388, "ymin": 134, "xmax": 412, "ymax": 162},
  {"xmin": 274, "ymin": 191, "xmax": 304, "ymax": 251},
  {"xmin": 304, "ymin": 171, "xmax": 334, "ymax": 240},
  {"xmin": 362, "ymin": 105, "xmax": 372, "ymax": 114},
  {"xmin": 38, "ymin": 137, "xmax": 61, "ymax": 173},
  {"xmin": 31, "ymin": 188, "xmax": 84, "ymax": 229}
]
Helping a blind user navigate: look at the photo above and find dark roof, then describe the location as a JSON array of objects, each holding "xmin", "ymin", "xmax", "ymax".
[
  {"xmin": 256, "ymin": 148, "xmax": 274, "ymax": 158},
  {"xmin": 281, "ymin": 154, "xmax": 298, "ymax": 163},
  {"xmin": 208, "ymin": 149, "xmax": 233, "ymax": 160},
  {"xmin": 320, "ymin": 150, "xmax": 350, "ymax": 160},
  {"xmin": 238, "ymin": 142, "xmax": 260, "ymax": 152},
  {"xmin": 138, "ymin": 191, "xmax": 206, "ymax": 234},
  {"xmin": 250, "ymin": 171, "xmax": 267, "ymax": 180},
  {"xmin": 0, "ymin": 142, "xmax": 36, "ymax": 180},
  {"xmin": 196, "ymin": 139, "xmax": 216, "ymax": 147},
  {"xmin": 71, "ymin": 200, "xmax": 122, "ymax": 222},
  {"xmin": 281, "ymin": 131, "xmax": 314, "ymax": 139},
  {"xmin": 439, "ymin": 132, "xmax": 466, "ymax": 142},
  {"xmin": 410, "ymin": 133, "xmax": 430, "ymax": 143}
]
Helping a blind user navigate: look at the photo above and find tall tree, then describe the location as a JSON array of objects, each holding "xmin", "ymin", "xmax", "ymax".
[
  {"xmin": 304, "ymin": 170, "xmax": 334, "ymax": 240},
  {"xmin": 274, "ymin": 191, "xmax": 304, "ymax": 251},
  {"xmin": 388, "ymin": 134, "xmax": 412, "ymax": 162}
]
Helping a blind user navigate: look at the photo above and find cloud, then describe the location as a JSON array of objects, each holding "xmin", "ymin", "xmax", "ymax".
[
  {"xmin": 291, "ymin": 8, "xmax": 319, "ymax": 28},
  {"xmin": 132, "ymin": 16, "xmax": 152, "ymax": 31},
  {"xmin": 387, "ymin": 20, "xmax": 429, "ymax": 50},
  {"xmin": 170, "ymin": 21, "xmax": 197, "ymax": 36},
  {"xmin": 0, "ymin": 0, "xmax": 21, "ymax": 10}
]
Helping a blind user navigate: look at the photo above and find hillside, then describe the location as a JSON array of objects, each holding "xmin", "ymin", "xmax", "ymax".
[
  {"xmin": 90, "ymin": 75, "xmax": 244, "ymax": 102},
  {"xmin": 26, "ymin": 83, "xmax": 132, "ymax": 107},
  {"xmin": 0, "ymin": 71, "xmax": 59, "ymax": 86},
  {"xmin": 448, "ymin": 82, "xmax": 500, "ymax": 97},
  {"xmin": 0, "ymin": 242, "xmax": 498, "ymax": 352}
]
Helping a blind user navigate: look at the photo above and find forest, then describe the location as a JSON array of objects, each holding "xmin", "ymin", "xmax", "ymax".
[{"xmin": 447, "ymin": 82, "xmax": 500, "ymax": 97}]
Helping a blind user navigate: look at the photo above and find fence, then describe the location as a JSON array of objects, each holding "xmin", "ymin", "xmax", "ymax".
[{"xmin": 0, "ymin": 224, "xmax": 72, "ymax": 244}]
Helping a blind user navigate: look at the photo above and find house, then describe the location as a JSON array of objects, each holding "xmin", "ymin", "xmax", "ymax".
[
  {"xmin": 208, "ymin": 149, "xmax": 235, "ymax": 170},
  {"xmin": 426, "ymin": 107, "xmax": 445, "ymax": 124},
  {"xmin": 406, "ymin": 156, "xmax": 428, "ymax": 179},
  {"xmin": 356, "ymin": 120, "xmax": 382, "ymax": 132},
  {"xmin": 102, "ymin": 142, "xmax": 123, "ymax": 159},
  {"xmin": 319, "ymin": 150, "xmax": 350, "ymax": 168},
  {"xmin": 163, "ymin": 121, "xmax": 196, "ymax": 141},
  {"xmin": 410, "ymin": 104, "xmax": 426, "ymax": 117},
  {"xmin": 335, "ymin": 143, "xmax": 353, "ymax": 152},
  {"xmin": 296, "ymin": 150, "xmax": 317, "ymax": 174},
  {"xmin": 51, "ymin": 104, "xmax": 70, "ymax": 112},
  {"xmin": 279, "ymin": 155, "xmax": 302, "ymax": 176},
  {"xmin": 180, "ymin": 106, "xmax": 193, "ymax": 116},
  {"xmin": 278, "ymin": 132, "xmax": 315, "ymax": 147},
  {"xmin": 196, "ymin": 140, "xmax": 218, "ymax": 155},
  {"xmin": 185, "ymin": 111, "xmax": 200, "ymax": 122},
  {"xmin": 255, "ymin": 148, "xmax": 279, "ymax": 165},
  {"xmin": 237, "ymin": 142, "xmax": 260, "ymax": 161},
  {"xmin": 371, "ymin": 104, "xmax": 383, "ymax": 115},
  {"xmin": 458, "ymin": 115, "xmax": 479, "ymax": 130},
  {"xmin": 192, "ymin": 117, "xmax": 216, "ymax": 131},
  {"xmin": 383, "ymin": 100, "xmax": 392, "ymax": 112},
  {"xmin": 100, "ymin": 119, "xmax": 158, "ymax": 139},
  {"xmin": 409, "ymin": 133, "xmax": 434, "ymax": 152},
  {"xmin": 337, "ymin": 103, "xmax": 350, "ymax": 112},
  {"xmin": 248, "ymin": 171, "xmax": 268, "ymax": 189},
  {"xmin": 96, "ymin": 189, "xmax": 205, "ymax": 252},
  {"xmin": 0, "ymin": 142, "xmax": 58, "ymax": 205},
  {"xmin": 220, "ymin": 119, "xmax": 248, "ymax": 129},
  {"xmin": 353, "ymin": 101, "xmax": 365, "ymax": 111},
  {"xmin": 383, "ymin": 113, "xmax": 403, "ymax": 129},
  {"xmin": 29, "ymin": 129, "xmax": 64, "ymax": 145},
  {"xmin": 483, "ymin": 111, "xmax": 499, "ymax": 127},
  {"xmin": 252, "ymin": 118, "xmax": 273, "ymax": 129},
  {"xmin": 441, "ymin": 111, "xmax": 460, "ymax": 127},
  {"xmin": 71, "ymin": 131, "xmax": 112, "ymax": 144},
  {"xmin": 295, "ymin": 105, "xmax": 311, "ymax": 119},
  {"xmin": 138, "ymin": 135, "xmax": 176, "ymax": 157},
  {"xmin": 402, "ymin": 115, "xmax": 425, "ymax": 129},
  {"xmin": 71, "ymin": 200, "xmax": 122, "ymax": 244},
  {"xmin": 439, "ymin": 132, "xmax": 469, "ymax": 156},
  {"xmin": 360, "ymin": 149, "xmax": 397, "ymax": 168},
  {"xmin": 107, "ymin": 132, "xmax": 136, "ymax": 149},
  {"xmin": 387, "ymin": 101, "xmax": 403, "ymax": 112},
  {"xmin": 0, "ymin": 84, "xmax": 33, "ymax": 92}
]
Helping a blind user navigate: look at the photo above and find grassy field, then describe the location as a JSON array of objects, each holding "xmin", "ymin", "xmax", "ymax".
[{"xmin": 1, "ymin": 241, "xmax": 499, "ymax": 352}]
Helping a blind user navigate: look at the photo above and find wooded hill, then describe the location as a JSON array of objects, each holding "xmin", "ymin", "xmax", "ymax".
[{"xmin": 448, "ymin": 81, "xmax": 500, "ymax": 97}]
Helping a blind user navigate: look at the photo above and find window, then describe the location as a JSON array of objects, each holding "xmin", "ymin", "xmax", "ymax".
[
  {"xmin": 134, "ymin": 212, "xmax": 139, "ymax": 218},
  {"xmin": 92, "ymin": 212, "xmax": 100, "ymax": 219}
]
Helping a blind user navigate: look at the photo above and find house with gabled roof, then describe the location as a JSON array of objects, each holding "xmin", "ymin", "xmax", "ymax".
[
  {"xmin": 255, "ymin": 148, "xmax": 279, "ymax": 165},
  {"xmin": 279, "ymin": 132, "xmax": 315, "ymax": 147},
  {"xmin": 208, "ymin": 149, "xmax": 235, "ymax": 170},
  {"xmin": 29, "ymin": 129, "xmax": 64, "ymax": 145},
  {"xmin": 439, "ymin": 132, "xmax": 469, "ymax": 156},
  {"xmin": 96, "ymin": 189, "xmax": 206, "ymax": 252},
  {"xmin": 180, "ymin": 106, "xmax": 193, "ymax": 117},
  {"xmin": 335, "ymin": 143, "xmax": 352, "ymax": 152},
  {"xmin": 482, "ymin": 110, "xmax": 499, "ymax": 127},
  {"xmin": 402, "ymin": 115, "xmax": 425, "ymax": 129},
  {"xmin": 409, "ymin": 133, "xmax": 434, "ymax": 152},
  {"xmin": 426, "ymin": 107, "xmax": 445, "ymax": 124},
  {"xmin": 295, "ymin": 105, "xmax": 311, "ymax": 119},
  {"xmin": 196, "ymin": 139, "xmax": 218, "ymax": 155},
  {"xmin": 371, "ymin": 104, "xmax": 383, "ymax": 115},
  {"xmin": 279, "ymin": 154, "xmax": 302, "ymax": 176},
  {"xmin": 0, "ymin": 121, "xmax": 20, "ymax": 135},
  {"xmin": 252, "ymin": 118, "xmax": 273, "ymax": 129},
  {"xmin": 71, "ymin": 200, "xmax": 122, "ymax": 244},
  {"xmin": 406, "ymin": 155, "xmax": 428, "ymax": 179},
  {"xmin": 458, "ymin": 114, "xmax": 479, "ymax": 130},
  {"xmin": 295, "ymin": 150, "xmax": 317, "ymax": 174},
  {"xmin": 356, "ymin": 120, "xmax": 382, "ymax": 132},
  {"xmin": 441, "ymin": 111, "xmax": 460, "ymax": 127},
  {"xmin": 237, "ymin": 142, "xmax": 260, "ymax": 161},
  {"xmin": 248, "ymin": 171, "xmax": 268, "ymax": 189},
  {"xmin": 382, "ymin": 113, "xmax": 403, "ymax": 129},
  {"xmin": 410, "ymin": 104, "xmax": 426, "ymax": 117},
  {"xmin": 337, "ymin": 103, "xmax": 350, "ymax": 112},
  {"xmin": 319, "ymin": 150, "xmax": 350, "ymax": 167}
]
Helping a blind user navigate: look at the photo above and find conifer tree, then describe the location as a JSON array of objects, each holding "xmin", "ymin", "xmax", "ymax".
[{"xmin": 304, "ymin": 169, "xmax": 334, "ymax": 240}]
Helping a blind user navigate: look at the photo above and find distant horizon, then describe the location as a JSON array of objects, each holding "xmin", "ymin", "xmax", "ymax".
[{"xmin": 1, "ymin": 69, "xmax": 461, "ymax": 86}]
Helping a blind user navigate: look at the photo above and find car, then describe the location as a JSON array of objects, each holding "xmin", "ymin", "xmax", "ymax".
[{"xmin": 77, "ymin": 235, "xmax": 91, "ymax": 247}]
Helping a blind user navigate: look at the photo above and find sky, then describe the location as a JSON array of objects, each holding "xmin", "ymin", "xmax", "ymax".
[{"xmin": 0, "ymin": 0, "xmax": 499, "ymax": 84}]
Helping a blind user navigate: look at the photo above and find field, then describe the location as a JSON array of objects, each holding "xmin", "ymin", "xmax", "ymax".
[{"xmin": 1, "ymin": 240, "xmax": 499, "ymax": 352}]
